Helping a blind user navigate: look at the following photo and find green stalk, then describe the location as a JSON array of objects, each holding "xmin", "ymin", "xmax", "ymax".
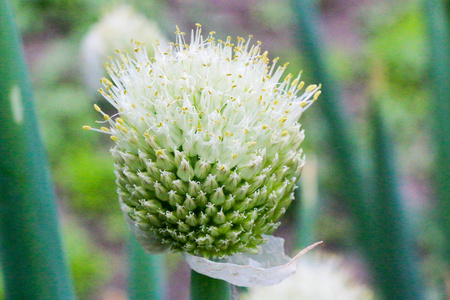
[
  {"xmin": 369, "ymin": 103, "xmax": 424, "ymax": 299},
  {"xmin": 424, "ymin": 0, "xmax": 450, "ymax": 263},
  {"xmin": 290, "ymin": 0, "xmax": 371, "ymax": 248},
  {"xmin": 190, "ymin": 270, "xmax": 231, "ymax": 300},
  {"xmin": 291, "ymin": 0, "xmax": 425, "ymax": 298},
  {"xmin": 127, "ymin": 233, "xmax": 165, "ymax": 300},
  {"xmin": 0, "ymin": 0, "xmax": 75, "ymax": 299}
]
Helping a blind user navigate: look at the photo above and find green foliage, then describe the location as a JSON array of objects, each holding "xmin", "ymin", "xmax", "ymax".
[
  {"xmin": 3, "ymin": 0, "xmax": 445, "ymax": 297},
  {"xmin": 0, "ymin": 1, "xmax": 74, "ymax": 298},
  {"xmin": 63, "ymin": 220, "xmax": 112, "ymax": 299}
]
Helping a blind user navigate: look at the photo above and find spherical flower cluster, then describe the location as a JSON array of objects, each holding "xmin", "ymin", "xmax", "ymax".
[
  {"xmin": 81, "ymin": 4, "xmax": 167, "ymax": 92},
  {"xmin": 245, "ymin": 252, "xmax": 374, "ymax": 300},
  {"xmin": 84, "ymin": 24, "xmax": 320, "ymax": 259}
]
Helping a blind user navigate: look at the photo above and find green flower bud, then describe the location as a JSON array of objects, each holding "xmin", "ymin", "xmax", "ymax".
[
  {"xmin": 154, "ymin": 181, "xmax": 169, "ymax": 201},
  {"xmin": 167, "ymin": 190, "xmax": 182, "ymax": 206},
  {"xmin": 137, "ymin": 171, "xmax": 156, "ymax": 187},
  {"xmin": 210, "ymin": 187, "xmax": 226, "ymax": 205},
  {"xmin": 223, "ymin": 171, "xmax": 240, "ymax": 193},
  {"xmin": 165, "ymin": 211, "xmax": 179, "ymax": 224},
  {"xmin": 233, "ymin": 182, "xmax": 250, "ymax": 201},
  {"xmin": 195, "ymin": 191, "xmax": 208, "ymax": 208},
  {"xmin": 171, "ymin": 179, "xmax": 188, "ymax": 194},
  {"xmin": 203, "ymin": 174, "xmax": 219, "ymax": 194},
  {"xmin": 188, "ymin": 180, "xmax": 201, "ymax": 197},
  {"xmin": 156, "ymin": 149, "xmax": 175, "ymax": 171},
  {"xmin": 213, "ymin": 209, "xmax": 226, "ymax": 224},
  {"xmin": 160, "ymin": 170, "xmax": 176, "ymax": 189},
  {"xmin": 213, "ymin": 163, "xmax": 231, "ymax": 183},
  {"xmin": 185, "ymin": 212, "xmax": 198, "ymax": 227},
  {"xmin": 177, "ymin": 220, "xmax": 190, "ymax": 233},
  {"xmin": 184, "ymin": 194, "xmax": 197, "ymax": 211},
  {"xmin": 198, "ymin": 212, "xmax": 209, "ymax": 226},
  {"xmin": 194, "ymin": 159, "xmax": 212, "ymax": 180},
  {"xmin": 222, "ymin": 194, "xmax": 236, "ymax": 211},
  {"xmin": 205, "ymin": 202, "xmax": 218, "ymax": 217},
  {"xmin": 175, "ymin": 203, "xmax": 188, "ymax": 219},
  {"xmin": 177, "ymin": 158, "xmax": 194, "ymax": 181},
  {"xmin": 141, "ymin": 199, "xmax": 162, "ymax": 213}
]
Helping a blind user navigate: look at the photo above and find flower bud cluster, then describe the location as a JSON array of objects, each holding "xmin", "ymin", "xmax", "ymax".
[{"xmin": 85, "ymin": 24, "xmax": 320, "ymax": 258}]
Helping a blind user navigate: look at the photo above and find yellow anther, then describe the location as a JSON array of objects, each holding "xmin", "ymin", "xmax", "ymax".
[
  {"xmin": 116, "ymin": 118, "xmax": 124, "ymax": 125},
  {"xmin": 120, "ymin": 54, "xmax": 128, "ymax": 64},
  {"xmin": 281, "ymin": 130, "xmax": 289, "ymax": 137},
  {"xmin": 156, "ymin": 149, "xmax": 164, "ymax": 157},
  {"xmin": 300, "ymin": 102, "xmax": 308, "ymax": 108},
  {"xmin": 247, "ymin": 141, "xmax": 257, "ymax": 148},
  {"xmin": 284, "ymin": 73, "xmax": 293, "ymax": 82},
  {"xmin": 94, "ymin": 104, "xmax": 101, "ymax": 112},
  {"xmin": 101, "ymin": 77, "xmax": 113, "ymax": 86},
  {"xmin": 305, "ymin": 84, "xmax": 317, "ymax": 93},
  {"xmin": 245, "ymin": 129, "xmax": 249, "ymax": 134},
  {"xmin": 291, "ymin": 78, "xmax": 299, "ymax": 87},
  {"xmin": 279, "ymin": 116, "xmax": 287, "ymax": 123},
  {"xmin": 232, "ymin": 153, "xmax": 238, "ymax": 159},
  {"xmin": 210, "ymin": 31, "xmax": 216, "ymax": 35},
  {"xmin": 175, "ymin": 25, "xmax": 180, "ymax": 34},
  {"xmin": 111, "ymin": 136, "xmax": 118, "ymax": 141},
  {"xmin": 313, "ymin": 90, "xmax": 322, "ymax": 100},
  {"xmin": 104, "ymin": 114, "xmax": 110, "ymax": 121},
  {"xmin": 262, "ymin": 125, "xmax": 268, "ymax": 130},
  {"xmin": 274, "ymin": 100, "xmax": 279, "ymax": 105},
  {"xmin": 82, "ymin": 126, "xmax": 91, "ymax": 130},
  {"xmin": 101, "ymin": 127, "xmax": 110, "ymax": 132},
  {"xmin": 122, "ymin": 127, "xmax": 128, "ymax": 133},
  {"xmin": 195, "ymin": 23, "xmax": 202, "ymax": 27},
  {"xmin": 225, "ymin": 131, "xmax": 231, "ymax": 137}
]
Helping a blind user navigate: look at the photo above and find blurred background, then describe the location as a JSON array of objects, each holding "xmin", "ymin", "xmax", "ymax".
[{"xmin": 1, "ymin": 0, "xmax": 447, "ymax": 299}]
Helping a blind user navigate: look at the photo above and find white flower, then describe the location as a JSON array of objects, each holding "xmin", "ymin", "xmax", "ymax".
[
  {"xmin": 244, "ymin": 251, "xmax": 375, "ymax": 299},
  {"xmin": 81, "ymin": 4, "xmax": 167, "ymax": 91},
  {"xmin": 84, "ymin": 24, "xmax": 321, "ymax": 284}
]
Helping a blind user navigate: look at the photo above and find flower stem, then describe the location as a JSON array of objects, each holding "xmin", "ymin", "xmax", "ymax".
[
  {"xmin": 190, "ymin": 270, "xmax": 231, "ymax": 300},
  {"xmin": 424, "ymin": 0, "xmax": 450, "ymax": 262},
  {"xmin": 291, "ymin": 0, "xmax": 425, "ymax": 298},
  {"xmin": 424, "ymin": 0, "xmax": 449, "ymax": 295},
  {"xmin": 369, "ymin": 102, "xmax": 424, "ymax": 299},
  {"xmin": 127, "ymin": 233, "xmax": 165, "ymax": 300},
  {"xmin": 0, "ymin": 0, "xmax": 74, "ymax": 298}
]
